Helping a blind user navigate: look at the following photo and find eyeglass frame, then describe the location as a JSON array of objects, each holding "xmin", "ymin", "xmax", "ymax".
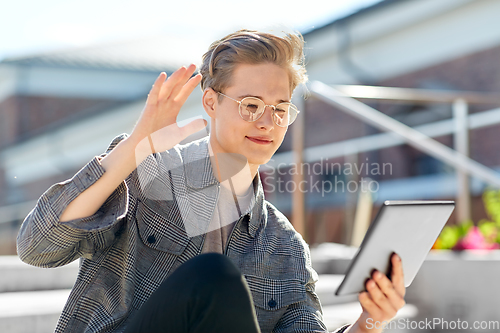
[{"xmin": 216, "ymin": 91, "xmax": 300, "ymax": 127}]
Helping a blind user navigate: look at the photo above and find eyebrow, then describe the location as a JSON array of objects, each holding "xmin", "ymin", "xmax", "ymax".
[{"xmin": 237, "ymin": 94, "xmax": 290, "ymax": 104}]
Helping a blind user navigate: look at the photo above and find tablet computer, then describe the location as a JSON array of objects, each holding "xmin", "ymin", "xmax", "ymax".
[{"xmin": 335, "ymin": 200, "xmax": 455, "ymax": 296}]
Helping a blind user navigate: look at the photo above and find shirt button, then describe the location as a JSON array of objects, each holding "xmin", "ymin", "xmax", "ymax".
[
  {"xmin": 268, "ymin": 299, "xmax": 277, "ymax": 308},
  {"xmin": 147, "ymin": 235, "xmax": 156, "ymax": 244}
]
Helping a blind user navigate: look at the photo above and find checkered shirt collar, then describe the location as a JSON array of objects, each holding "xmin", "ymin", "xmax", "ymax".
[{"xmin": 183, "ymin": 137, "xmax": 266, "ymax": 238}]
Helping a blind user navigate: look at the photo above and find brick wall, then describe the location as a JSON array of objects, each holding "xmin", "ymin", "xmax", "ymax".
[
  {"xmin": 289, "ymin": 44, "xmax": 500, "ymax": 244},
  {"xmin": 0, "ymin": 95, "xmax": 123, "ymax": 149},
  {"xmin": 0, "ymin": 168, "xmax": 6, "ymax": 206},
  {"xmin": 379, "ymin": 44, "xmax": 500, "ymax": 93},
  {"xmin": 377, "ymin": 43, "xmax": 500, "ymax": 173},
  {"xmin": 279, "ymin": 98, "xmax": 372, "ymax": 153},
  {"xmin": 0, "ymin": 96, "xmax": 19, "ymax": 148},
  {"xmin": 0, "ymin": 93, "xmax": 126, "ymax": 218}
]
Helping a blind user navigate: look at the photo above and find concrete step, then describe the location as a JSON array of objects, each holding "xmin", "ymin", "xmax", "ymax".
[
  {"xmin": 315, "ymin": 274, "xmax": 358, "ymax": 305},
  {"xmin": 0, "ymin": 256, "xmax": 78, "ymax": 293},
  {"xmin": 0, "ymin": 244, "xmax": 392, "ymax": 333},
  {"xmin": 0, "ymin": 256, "xmax": 77, "ymax": 333},
  {"xmin": 322, "ymin": 302, "xmax": 419, "ymax": 333},
  {"xmin": 0, "ymin": 286, "xmax": 417, "ymax": 333},
  {"xmin": 310, "ymin": 243, "xmax": 357, "ymax": 275},
  {"xmin": 0, "ymin": 289, "xmax": 70, "ymax": 333},
  {"xmin": 0, "ymin": 289, "xmax": 417, "ymax": 333}
]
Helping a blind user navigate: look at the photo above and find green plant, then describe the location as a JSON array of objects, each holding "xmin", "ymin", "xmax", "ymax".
[{"xmin": 433, "ymin": 189, "xmax": 500, "ymax": 250}]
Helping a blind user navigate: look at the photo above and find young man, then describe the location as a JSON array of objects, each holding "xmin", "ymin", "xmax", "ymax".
[{"xmin": 17, "ymin": 29, "xmax": 405, "ymax": 333}]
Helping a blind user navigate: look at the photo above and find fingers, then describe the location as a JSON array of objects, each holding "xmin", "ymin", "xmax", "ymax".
[
  {"xmin": 174, "ymin": 73, "xmax": 202, "ymax": 106},
  {"xmin": 358, "ymin": 291, "xmax": 383, "ymax": 320},
  {"xmin": 166, "ymin": 64, "xmax": 198, "ymax": 101},
  {"xmin": 373, "ymin": 269, "xmax": 405, "ymax": 304},
  {"xmin": 366, "ymin": 273, "xmax": 400, "ymax": 319},
  {"xmin": 147, "ymin": 72, "xmax": 167, "ymax": 106},
  {"xmin": 145, "ymin": 65, "xmax": 200, "ymax": 117},
  {"xmin": 361, "ymin": 265, "xmax": 406, "ymax": 322},
  {"xmin": 158, "ymin": 66, "xmax": 188, "ymax": 101},
  {"xmin": 391, "ymin": 253, "xmax": 406, "ymax": 297},
  {"xmin": 357, "ymin": 255, "xmax": 407, "ymax": 327}
]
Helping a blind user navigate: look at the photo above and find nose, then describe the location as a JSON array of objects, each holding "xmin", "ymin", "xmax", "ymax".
[{"xmin": 256, "ymin": 105, "xmax": 275, "ymax": 129}]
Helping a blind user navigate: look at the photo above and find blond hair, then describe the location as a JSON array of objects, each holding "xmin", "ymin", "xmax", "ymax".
[{"xmin": 200, "ymin": 29, "xmax": 307, "ymax": 100}]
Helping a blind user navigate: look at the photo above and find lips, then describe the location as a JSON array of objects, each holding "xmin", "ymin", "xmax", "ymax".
[{"xmin": 246, "ymin": 136, "xmax": 273, "ymax": 145}]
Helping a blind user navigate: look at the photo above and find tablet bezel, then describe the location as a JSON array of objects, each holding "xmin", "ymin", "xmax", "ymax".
[{"xmin": 335, "ymin": 200, "xmax": 455, "ymax": 296}]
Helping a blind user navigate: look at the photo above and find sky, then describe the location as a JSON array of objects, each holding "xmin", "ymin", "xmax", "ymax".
[{"xmin": 0, "ymin": 0, "xmax": 382, "ymax": 61}]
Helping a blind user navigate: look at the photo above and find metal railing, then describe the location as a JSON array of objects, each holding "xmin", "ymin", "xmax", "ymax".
[{"xmin": 285, "ymin": 82, "xmax": 500, "ymax": 237}]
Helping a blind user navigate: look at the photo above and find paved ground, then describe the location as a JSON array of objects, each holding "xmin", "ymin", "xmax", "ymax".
[{"xmin": 0, "ymin": 247, "xmax": 417, "ymax": 333}]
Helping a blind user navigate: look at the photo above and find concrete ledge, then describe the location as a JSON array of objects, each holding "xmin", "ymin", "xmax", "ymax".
[
  {"xmin": 0, "ymin": 313, "xmax": 61, "ymax": 333},
  {"xmin": 323, "ymin": 302, "xmax": 418, "ymax": 333},
  {"xmin": 405, "ymin": 250, "xmax": 500, "ymax": 329},
  {"xmin": 0, "ymin": 289, "xmax": 70, "ymax": 333},
  {"xmin": 0, "ymin": 256, "xmax": 78, "ymax": 292},
  {"xmin": 316, "ymin": 274, "xmax": 358, "ymax": 305},
  {"xmin": 0, "ymin": 289, "xmax": 70, "ymax": 318},
  {"xmin": 311, "ymin": 243, "xmax": 357, "ymax": 275}
]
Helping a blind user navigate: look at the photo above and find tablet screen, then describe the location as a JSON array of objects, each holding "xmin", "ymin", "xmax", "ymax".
[{"xmin": 335, "ymin": 200, "xmax": 455, "ymax": 296}]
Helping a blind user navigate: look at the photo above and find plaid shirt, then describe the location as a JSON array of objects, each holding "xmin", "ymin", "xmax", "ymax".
[{"xmin": 17, "ymin": 134, "xmax": 350, "ymax": 333}]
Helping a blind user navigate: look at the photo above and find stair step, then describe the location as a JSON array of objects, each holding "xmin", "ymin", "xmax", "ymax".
[
  {"xmin": 322, "ymin": 302, "xmax": 418, "ymax": 332},
  {"xmin": 0, "ymin": 256, "xmax": 78, "ymax": 293},
  {"xmin": 0, "ymin": 289, "xmax": 70, "ymax": 333},
  {"xmin": 315, "ymin": 274, "xmax": 358, "ymax": 305},
  {"xmin": 0, "ymin": 245, "xmax": 366, "ymax": 333},
  {"xmin": 0, "ymin": 289, "xmax": 417, "ymax": 333}
]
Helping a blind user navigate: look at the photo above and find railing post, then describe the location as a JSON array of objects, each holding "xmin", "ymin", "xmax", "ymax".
[
  {"xmin": 453, "ymin": 98, "xmax": 471, "ymax": 223},
  {"xmin": 344, "ymin": 150, "xmax": 358, "ymax": 244},
  {"xmin": 292, "ymin": 90, "xmax": 306, "ymax": 239}
]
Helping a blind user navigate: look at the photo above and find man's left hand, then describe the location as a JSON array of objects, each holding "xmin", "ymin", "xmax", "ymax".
[{"xmin": 349, "ymin": 253, "xmax": 406, "ymax": 333}]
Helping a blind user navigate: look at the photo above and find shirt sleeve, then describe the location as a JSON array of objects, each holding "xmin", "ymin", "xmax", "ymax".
[
  {"xmin": 272, "ymin": 283, "xmax": 329, "ymax": 332},
  {"xmin": 16, "ymin": 134, "xmax": 130, "ymax": 268},
  {"xmin": 272, "ymin": 285, "xmax": 352, "ymax": 333},
  {"xmin": 271, "ymin": 227, "xmax": 353, "ymax": 333}
]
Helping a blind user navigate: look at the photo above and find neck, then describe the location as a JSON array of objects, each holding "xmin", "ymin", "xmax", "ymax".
[{"xmin": 208, "ymin": 140, "xmax": 258, "ymax": 196}]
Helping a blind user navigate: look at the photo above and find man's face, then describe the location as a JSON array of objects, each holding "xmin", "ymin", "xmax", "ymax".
[{"xmin": 206, "ymin": 62, "xmax": 291, "ymax": 169}]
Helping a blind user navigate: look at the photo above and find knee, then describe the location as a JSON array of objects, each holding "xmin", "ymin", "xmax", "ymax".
[{"xmin": 182, "ymin": 253, "xmax": 242, "ymax": 284}]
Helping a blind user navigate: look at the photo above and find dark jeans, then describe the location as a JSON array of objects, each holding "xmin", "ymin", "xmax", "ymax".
[{"xmin": 124, "ymin": 253, "xmax": 261, "ymax": 333}]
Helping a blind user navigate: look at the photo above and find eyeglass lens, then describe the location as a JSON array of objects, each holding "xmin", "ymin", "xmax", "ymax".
[{"xmin": 239, "ymin": 97, "xmax": 297, "ymax": 126}]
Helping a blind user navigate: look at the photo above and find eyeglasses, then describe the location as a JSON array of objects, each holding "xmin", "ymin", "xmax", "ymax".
[{"xmin": 217, "ymin": 92, "xmax": 300, "ymax": 127}]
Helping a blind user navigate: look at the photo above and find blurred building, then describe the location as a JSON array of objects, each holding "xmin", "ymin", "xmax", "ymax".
[
  {"xmin": 272, "ymin": 0, "xmax": 500, "ymax": 244},
  {"xmin": 0, "ymin": 35, "xmax": 207, "ymax": 254},
  {"xmin": 1, "ymin": 0, "xmax": 500, "ymax": 253}
]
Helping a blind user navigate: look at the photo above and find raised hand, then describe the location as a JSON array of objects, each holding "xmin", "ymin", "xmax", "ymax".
[
  {"xmin": 350, "ymin": 253, "xmax": 406, "ymax": 333},
  {"xmin": 130, "ymin": 64, "xmax": 207, "ymax": 160}
]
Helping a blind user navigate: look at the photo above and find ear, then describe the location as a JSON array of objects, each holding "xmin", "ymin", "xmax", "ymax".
[{"xmin": 202, "ymin": 88, "xmax": 218, "ymax": 120}]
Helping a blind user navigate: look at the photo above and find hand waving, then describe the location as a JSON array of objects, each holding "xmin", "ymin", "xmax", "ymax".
[{"xmin": 130, "ymin": 64, "xmax": 207, "ymax": 160}]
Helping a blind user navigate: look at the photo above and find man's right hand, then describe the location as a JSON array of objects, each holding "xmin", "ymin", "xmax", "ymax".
[
  {"xmin": 130, "ymin": 64, "xmax": 207, "ymax": 160},
  {"xmin": 60, "ymin": 65, "xmax": 206, "ymax": 222}
]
